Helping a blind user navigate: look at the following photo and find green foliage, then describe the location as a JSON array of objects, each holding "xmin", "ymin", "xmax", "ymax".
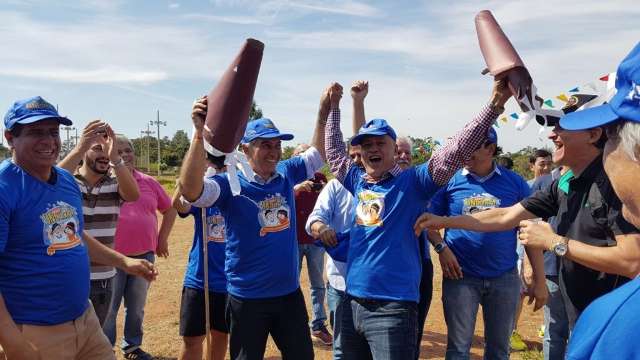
[
  {"xmin": 250, "ymin": 100, "xmax": 263, "ymax": 120},
  {"xmin": 0, "ymin": 143, "xmax": 10, "ymax": 160},
  {"xmin": 281, "ymin": 146, "xmax": 295, "ymax": 160}
]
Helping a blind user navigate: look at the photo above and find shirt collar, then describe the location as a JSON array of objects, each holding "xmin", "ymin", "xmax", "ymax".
[
  {"xmin": 246, "ymin": 169, "xmax": 281, "ymax": 185},
  {"xmin": 461, "ymin": 162, "xmax": 502, "ymax": 183},
  {"xmin": 361, "ymin": 164, "xmax": 402, "ymax": 183}
]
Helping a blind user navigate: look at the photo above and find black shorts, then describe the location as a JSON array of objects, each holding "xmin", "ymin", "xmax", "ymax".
[{"xmin": 179, "ymin": 286, "xmax": 229, "ymax": 336}]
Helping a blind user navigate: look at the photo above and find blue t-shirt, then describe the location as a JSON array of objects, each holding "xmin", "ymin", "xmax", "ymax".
[
  {"xmin": 0, "ymin": 160, "xmax": 89, "ymax": 325},
  {"xmin": 179, "ymin": 205, "xmax": 227, "ymax": 293},
  {"xmin": 212, "ymin": 157, "xmax": 308, "ymax": 298},
  {"xmin": 530, "ymin": 174, "xmax": 558, "ymax": 276},
  {"xmin": 342, "ymin": 163, "xmax": 440, "ymax": 302},
  {"xmin": 567, "ymin": 277, "xmax": 640, "ymax": 360},
  {"xmin": 430, "ymin": 166, "xmax": 531, "ymax": 278}
]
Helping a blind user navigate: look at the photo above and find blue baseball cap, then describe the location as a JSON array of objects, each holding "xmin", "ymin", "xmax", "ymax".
[
  {"xmin": 241, "ymin": 118, "xmax": 294, "ymax": 144},
  {"xmin": 561, "ymin": 42, "xmax": 640, "ymax": 130},
  {"xmin": 350, "ymin": 118, "xmax": 397, "ymax": 146},
  {"xmin": 486, "ymin": 126, "xmax": 498, "ymax": 144},
  {"xmin": 4, "ymin": 96, "xmax": 72, "ymax": 131}
]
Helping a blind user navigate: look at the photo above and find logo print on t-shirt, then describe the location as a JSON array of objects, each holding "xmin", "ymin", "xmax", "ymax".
[
  {"xmin": 356, "ymin": 190, "xmax": 385, "ymax": 227},
  {"xmin": 40, "ymin": 201, "xmax": 82, "ymax": 255},
  {"xmin": 462, "ymin": 193, "xmax": 500, "ymax": 215},
  {"xmin": 257, "ymin": 193, "xmax": 290, "ymax": 236},
  {"xmin": 206, "ymin": 214, "xmax": 226, "ymax": 243}
]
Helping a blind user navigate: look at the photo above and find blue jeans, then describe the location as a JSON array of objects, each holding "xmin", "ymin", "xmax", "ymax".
[
  {"xmin": 89, "ymin": 278, "xmax": 113, "ymax": 327},
  {"xmin": 442, "ymin": 268, "xmax": 520, "ymax": 360},
  {"xmin": 327, "ymin": 284, "xmax": 345, "ymax": 359},
  {"xmin": 543, "ymin": 276, "xmax": 569, "ymax": 360},
  {"xmin": 103, "ymin": 252, "xmax": 155, "ymax": 352},
  {"xmin": 339, "ymin": 295, "xmax": 418, "ymax": 360},
  {"xmin": 298, "ymin": 243, "xmax": 327, "ymax": 331}
]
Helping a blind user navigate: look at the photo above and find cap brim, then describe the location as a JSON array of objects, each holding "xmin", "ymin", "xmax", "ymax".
[
  {"xmin": 559, "ymin": 104, "xmax": 619, "ymax": 130},
  {"xmin": 13, "ymin": 115, "xmax": 73, "ymax": 128},
  {"xmin": 242, "ymin": 132, "xmax": 294, "ymax": 143},
  {"xmin": 350, "ymin": 131, "xmax": 388, "ymax": 145}
]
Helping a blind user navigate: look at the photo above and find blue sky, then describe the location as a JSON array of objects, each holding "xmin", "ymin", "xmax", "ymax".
[{"xmin": 1, "ymin": 0, "xmax": 639, "ymax": 151}]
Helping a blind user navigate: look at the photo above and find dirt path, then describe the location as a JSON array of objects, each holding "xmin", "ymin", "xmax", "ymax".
[{"xmin": 114, "ymin": 217, "xmax": 543, "ymax": 359}]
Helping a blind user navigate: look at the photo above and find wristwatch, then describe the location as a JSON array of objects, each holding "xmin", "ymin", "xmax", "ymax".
[
  {"xmin": 552, "ymin": 236, "xmax": 569, "ymax": 257},
  {"xmin": 434, "ymin": 242, "xmax": 448, "ymax": 254}
]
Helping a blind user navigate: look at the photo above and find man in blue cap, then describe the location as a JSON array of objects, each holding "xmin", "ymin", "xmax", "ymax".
[
  {"xmin": 415, "ymin": 44, "xmax": 640, "ymax": 338},
  {"xmin": 0, "ymin": 96, "xmax": 158, "ymax": 360},
  {"xmin": 550, "ymin": 42, "xmax": 640, "ymax": 360},
  {"xmin": 179, "ymin": 84, "xmax": 339, "ymax": 360},
  {"xmin": 425, "ymin": 127, "xmax": 543, "ymax": 359},
  {"xmin": 324, "ymin": 77, "xmax": 532, "ymax": 359}
]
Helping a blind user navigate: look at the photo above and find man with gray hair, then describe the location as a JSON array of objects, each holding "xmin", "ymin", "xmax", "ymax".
[
  {"xmin": 553, "ymin": 42, "xmax": 640, "ymax": 359},
  {"xmin": 396, "ymin": 136, "xmax": 413, "ymax": 170}
]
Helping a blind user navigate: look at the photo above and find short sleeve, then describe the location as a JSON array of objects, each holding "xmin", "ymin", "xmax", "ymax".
[
  {"xmin": 429, "ymin": 187, "xmax": 448, "ymax": 217},
  {"xmin": 416, "ymin": 162, "xmax": 442, "ymax": 201},
  {"xmin": 279, "ymin": 155, "xmax": 309, "ymax": 185},
  {"xmin": 518, "ymin": 175, "xmax": 532, "ymax": 201},
  {"xmin": 520, "ymin": 180, "xmax": 559, "ymax": 219}
]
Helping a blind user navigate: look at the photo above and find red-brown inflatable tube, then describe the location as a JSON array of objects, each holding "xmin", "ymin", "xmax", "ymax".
[
  {"xmin": 204, "ymin": 38, "xmax": 264, "ymax": 154},
  {"xmin": 475, "ymin": 10, "xmax": 524, "ymax": 76}
]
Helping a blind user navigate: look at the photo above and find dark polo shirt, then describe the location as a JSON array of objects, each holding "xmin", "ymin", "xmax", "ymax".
[{"xmin": 521, "ymin": 154, "xmax": 638, "ymax": 313}]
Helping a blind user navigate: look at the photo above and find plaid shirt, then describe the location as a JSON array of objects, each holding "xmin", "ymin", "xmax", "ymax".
[{"xmin": 325, "ymin": 105, "xmax": 500, "ymax": 185}]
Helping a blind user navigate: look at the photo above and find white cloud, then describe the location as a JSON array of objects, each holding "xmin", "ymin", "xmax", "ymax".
[
  {"xmin": 182, "ymin": 13, "xmax": 263, "ymax": 25},
  {"xmin": 285, "ymin": 1, "xmax": 380, "ymax": 17},
  {"xmin": 0, "ymin": 67, "xmax": 167, "ymax": 84},
  {"xmin": 169, "ymin": 3, "xmax": 180, "ymax": 9}
]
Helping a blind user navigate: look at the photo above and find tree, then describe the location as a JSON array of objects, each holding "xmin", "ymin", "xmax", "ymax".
[
  {"xmin": 164, "ymin": 130, "xmax": 190, "ymax": 167},
  {"xmin": 250, "ymin": 100, "xmax": 263, "ymax": 120}
]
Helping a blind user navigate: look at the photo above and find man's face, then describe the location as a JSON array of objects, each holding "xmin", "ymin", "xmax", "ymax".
[
  {"xmin": 395, "ymin": 140, "xmax": 412, "ymax": 170},
  {"xmin": 548, "ymin": 125, "xmax": 601, "ymax": 168},
  {"xmin": 359, "ymin": 135, "xmax": 397, "ymax": 179},
  {"xmin": 464, "ymin": 142, "xmax": 494, "ymax": 173},
  {"xmin": 531, "ymin": 156, "xmax": 552, "ymax": 178},
  {"xmin": 6, "ymin": 119, "xmax": 60, "ymax": 172},
  {"xmin": 349, "ymin": 145, "xmax": 362, "ymax": 167},
  {"xmin": 603, "ymin": 131, "xmax": 640, "ymax": 228},
  {"xmin": 244, "ymin": 138, "xmax": 282, "ymax": 177},
  {"xmin": 85, "ymin": 142, "xmax": 110, "ymax": 175}
]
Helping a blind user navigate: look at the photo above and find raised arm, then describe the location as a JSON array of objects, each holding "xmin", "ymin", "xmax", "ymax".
[
  {"xmin": 351, "ymin": 80, "xmax": 368, "ymax": 134},
  {"xmin": 428, "ymin": 79, "xmax": 510, "ymax": 186},
  {"xmin": 414, "ymin": 203, "xmax": 536, "ymax": 234},
  {"xmin": 104, "ymin": 125, "xmax": 139, "ymax": 201},
  {"xmin": 179, "ymin": 97, "xmax": 208, "ymax": 202},
  {"xmin": 325, "ymin": 83, "xmax": 354, "ymax": 183},
  {"xmin": 310, "ymin": 84, "xmax": 332, "ymax": 162},
  {"xmin": 57, "ymin": 120, "xmax": 106, "ymax": 173},
  {"xmin": 171, "ymin": 183, "xmax": 192, "ymax": 215}
]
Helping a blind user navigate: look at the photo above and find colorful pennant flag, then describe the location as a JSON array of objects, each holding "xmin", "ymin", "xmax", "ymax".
[
  {"xmin": 510, "ymin": 113, "xmax": 519, "ymax": 119},
  {"xmin": 544, "ymin": 99, "xmax": 554, "ymax": 108},
  {"xmin": 500, "ymin": 116, "xmax": 508, "ymax": 123},
  {"xmin": 599, "ymin": 74, "xmax": 609, "ymax": 81},
  {"xmin": 556, "ymin": 94, "xmax": 569, "ymax": 102},
  {"xmin": 569, "ymin": 87, "xmax": 579, "ymax": 92}
]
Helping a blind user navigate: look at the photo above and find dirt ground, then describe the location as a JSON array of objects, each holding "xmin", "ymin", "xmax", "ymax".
[{"xmin": 113, "ymin": 216, "xmax": 544, "ymax": 360}]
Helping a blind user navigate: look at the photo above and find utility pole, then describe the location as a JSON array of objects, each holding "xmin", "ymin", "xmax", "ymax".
[
  {"xmin": 62, "ymin": 126, "xmax": 76, "ymax": 155},
  {"xmin": 150, "ymin": 110, "xmax": 166, "ymax": 177},
  {"xmin": 140, "ymin": 123, "xmax": 155, "ymax": 173}
]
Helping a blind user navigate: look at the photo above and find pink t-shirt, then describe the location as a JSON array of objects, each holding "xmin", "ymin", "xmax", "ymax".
[{"xmin": 114, "ymin": 170, "xmax": 171, "ymax": 256}]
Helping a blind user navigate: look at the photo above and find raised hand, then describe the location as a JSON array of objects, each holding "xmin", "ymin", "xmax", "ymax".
[
  {"xmin": 351, "ymin": 80, "xmax": 369, "ymax": 102},
  {"xmin": 77, "ymin": 120, "xmax": 107, "ymax": 152},
  {"xmin": 328, "ymin": 82, "xmax": 343, "ymax": 109},
  {"xmin": 191, "ymin": 96, "xmax": 208, "ymax": 133}
]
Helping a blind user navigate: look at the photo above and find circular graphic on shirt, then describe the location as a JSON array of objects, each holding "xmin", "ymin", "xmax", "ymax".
[
  {"xmin": 257, "ymin": 193, "xmax": 290, "ymax": 236},
  {"xmin": 41, "ymin": 201, "xmax": 82, "ymax": 255},
  {"xmin": 356, "ymin": 190, "xmax": 385, "ymax": 227},
  {"xmin": 206, "ymin": 213, "xmax": 226, "ymax": 243}
]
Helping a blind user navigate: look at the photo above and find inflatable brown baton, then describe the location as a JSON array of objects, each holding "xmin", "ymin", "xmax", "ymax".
[
  {"xmin": 475, "ymin": 10, "xmax": 560, "ymax": 128},
  {"xmin": 203, "ymin": 38, "xmax": 264, "ymax": 154}
]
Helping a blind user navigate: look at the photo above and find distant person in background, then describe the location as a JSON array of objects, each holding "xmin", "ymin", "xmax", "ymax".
[
  {"xmin": 293, "ymin": 143, "xmax": 331, "ymax": 345},
  {"xmin": 103, "ymin": 136, "xmax": 177, "ymax": 360},
  {"xmin": 173, "ymin": 153, "xmax": 229, "ymax": 360},
  {"xmin": 58, "ymin": 121, "xmax": 140, "ymax": 327},
  {"xmin": 495, "ymin": 155, "xmax": 513, "ymax": 170}
]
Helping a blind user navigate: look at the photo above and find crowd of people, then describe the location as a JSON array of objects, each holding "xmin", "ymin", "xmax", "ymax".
[{"xmin": 0, "ymin": 42, "xmax": 639, "ymax": 360}]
